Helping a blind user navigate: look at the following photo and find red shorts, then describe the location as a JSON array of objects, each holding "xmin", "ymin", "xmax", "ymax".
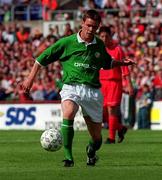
[{"xmin": 100, "ymin": 80, "xmax": 122, "ymax": 107}]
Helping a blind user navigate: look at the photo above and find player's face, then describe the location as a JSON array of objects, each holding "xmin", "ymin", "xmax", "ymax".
[
  {"xmin": 99, "ymin": 32, "xmax": 111, "ymax": 46},
  {"xmin": 80, "ymin": 18, "xmax": 99, "ymax": 43}
]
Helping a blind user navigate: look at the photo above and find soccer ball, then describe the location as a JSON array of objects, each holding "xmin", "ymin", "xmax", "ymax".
[{"xmin": 40, "ymin": 128, "xmax": 63, "ymax": 152}]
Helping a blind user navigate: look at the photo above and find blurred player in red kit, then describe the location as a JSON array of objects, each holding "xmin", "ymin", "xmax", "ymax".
[{"xmin": 99, "ymin": 26, "xmax": 134, "ymax": 144}]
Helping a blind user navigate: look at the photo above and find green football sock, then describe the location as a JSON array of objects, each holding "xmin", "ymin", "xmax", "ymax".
[
  {"xmin": 87, "ymin": 138, "xmax": 102, "ymax": 157},
  {"xmin": 61, "ymin": 119, "xmax": 74, "ymax": 161},
  {"xmin": 89, "ymin": 138, "xmax": 102, "ymax": 151}
]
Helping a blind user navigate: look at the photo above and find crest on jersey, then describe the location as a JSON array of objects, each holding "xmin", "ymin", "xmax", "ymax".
[{"xmin": 95, "ymin": 52, "xmax": 100, "ymax": 58}]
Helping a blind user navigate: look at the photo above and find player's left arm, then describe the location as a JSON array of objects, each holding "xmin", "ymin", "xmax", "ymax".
[
  {"xmin": 102, "ymin": 45, "xmax": 136, "ymax": 69},
  {"xmin": 122, "ymin": 65, "xmax": 134, "ymax": 96},
  {"xmin": 123, "ymin": 75, "xmax": 134, "ymax": 96},
  {"xmin": 118, "ymin": 46, "xmax": 134, "ymax": 96},
  {"xmin": 112, "ymin": 56, "xmax": 136, "ymax": 68},
  {"xmin": 103, "ymin": 53, "xmax": 136, "ymax": 70}
]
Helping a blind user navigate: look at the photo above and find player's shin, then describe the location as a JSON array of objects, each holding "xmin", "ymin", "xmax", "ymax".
[
  {"xmin": 87, "ymin": 137, "xmax": 102, "ymax": 157},
  {"xmin": 86, "ymin": 137, "xmax": 102, "ymax": 166},
  {"xmin": 61, "ymin": 119, "xmax": 74, "ymax": 161},
  {"xmin": 109, "ymin": 115, "xmax": 118, "ymax": 140}
]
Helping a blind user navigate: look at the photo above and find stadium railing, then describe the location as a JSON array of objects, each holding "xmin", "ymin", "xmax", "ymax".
[{"xmin": 0, "ymin": 4, "xmax": 161, "ymax": 22}]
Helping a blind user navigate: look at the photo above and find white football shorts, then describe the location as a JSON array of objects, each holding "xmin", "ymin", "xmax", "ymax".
[{"xmin": 60, "ymin": 84, "xmax": 103, "ymax": 123}]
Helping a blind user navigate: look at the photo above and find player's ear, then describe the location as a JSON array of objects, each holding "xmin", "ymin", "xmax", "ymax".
[{"xmin": 81, "ymin": 20, "xmax": 85, "ymax": 28}]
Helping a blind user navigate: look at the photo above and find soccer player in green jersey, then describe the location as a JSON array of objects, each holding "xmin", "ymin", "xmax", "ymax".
[{"xmin": 20, "ymin": 9, "xmax": 135, "ymax": 167}]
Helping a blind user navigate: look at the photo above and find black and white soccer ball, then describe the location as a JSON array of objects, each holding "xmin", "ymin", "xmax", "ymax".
[{"xmin": 40, "ymin": 128, "xmax": 63, "ymax": 152}]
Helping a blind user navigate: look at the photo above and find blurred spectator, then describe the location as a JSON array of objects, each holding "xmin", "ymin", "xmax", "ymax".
[
  {"xmin": 51, "ymin": 25, "xmax": 61, "ymax": 39},
  {"xmin": 104, "ymin": 0, "xmax": 120, "ymax": 17},
  {"xmin": 153, "ymin": 68, "xmax": 162, "ymax": 100},
  {"xmin": 136, "ymin": 84, "xmax": 153, "ymax": 129},
  {"xmin": 118, "ymin": 0, "xmax": 132, "ymax": 17},
  {"xmin": 42, "ymin": 0, "xmax": 58, "ymax": 20},
  {"xmin": 2, "ymin": 25, "xmax": 16, "ymax": 44},
  {"xmin": 94, "ymin": 0, "xmax": 104, "ymax": 8},
  {"xmin": 3, "ymin": 4, "xmax": 11, "ymax": 22},
  {"xmin": 16, "ymin": 25, "xmax": 30, "ymax": 43},
  {"xmin": 0, "ymin": 0, "xmax": 13, "ymax": 5},
  {"xmin": 156, "ymin": 0, "xmax": 162, "ymax": 12},
  {"xmin": 82, "ymin": 0, "xmax": 99, "ymax": 9},
  {"xmin": 63, "ymin": 23, "xmax": 74, "ymax": 37},
  {"xmin": 31, "ymin": 78, "xmax": 45, "ymax": 100}
]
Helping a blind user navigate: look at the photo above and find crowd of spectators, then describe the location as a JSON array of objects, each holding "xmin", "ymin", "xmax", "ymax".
[
  {"xmin": 0, "ymin": 0, "xmax": 162, "ymax": 22},
  {"xmin": 0, "ymin": 0, "xmax": 55, "ymax": 22},
  {"xmin": 0, "ymin": 22, "xmax": 76, "ymax": 101},
  {"xmin": 58, "ymin": 0, "xmax": 162, "ymax": 20},
  {"xmin": 0, "ymin": 1, "xmax": 162, "ymax": 104}
]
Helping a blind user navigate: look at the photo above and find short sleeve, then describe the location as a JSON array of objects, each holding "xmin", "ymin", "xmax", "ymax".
[{"xmin": 36, "ymin": 39, "xmax": 64, "ymax": 66}]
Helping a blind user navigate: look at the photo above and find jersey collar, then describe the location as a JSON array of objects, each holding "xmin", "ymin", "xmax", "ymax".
[{"xmin": 77, "ymin": 31, "xmax": 97, "ymax": 46}]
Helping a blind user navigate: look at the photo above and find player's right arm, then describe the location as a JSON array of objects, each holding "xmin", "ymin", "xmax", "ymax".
[
  {"xmin": 20, "ymin": 37, "xmax": 67, "ymax": 94},
  {"xmin": 20, "ymin": 62, "xmax": 41, "ymax": 94}
]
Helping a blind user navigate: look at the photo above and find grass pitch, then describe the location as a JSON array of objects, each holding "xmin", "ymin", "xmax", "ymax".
[{"xmin": 0, "ymin": 129, "xmax": 162, "ymax": 180}]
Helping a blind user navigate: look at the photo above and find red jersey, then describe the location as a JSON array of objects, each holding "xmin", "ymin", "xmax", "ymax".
[
  {"xmin": 153, "ymin": 74, "xmax": 162, "ymax": 88},
  {"xmin": 16, "ymin": 31, "xmax": 29, "ymax": 43},
  {"xmin": 99, "ymin": 42, "xmax": 129, "ymax": 81}
]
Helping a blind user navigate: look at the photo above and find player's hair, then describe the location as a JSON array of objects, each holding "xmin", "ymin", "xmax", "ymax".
[
  {"xmin": 82, "ymin": 9, "xmax": 101, "ymax": 24},
  {"xmin": 98, "ymin": 26, "xmax": 111, "ymax": 36}
]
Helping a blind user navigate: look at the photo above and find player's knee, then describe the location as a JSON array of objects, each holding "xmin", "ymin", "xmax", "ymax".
[{"xmin": 63, "ymin": 111, "xmax": 76, "ymax": 119}]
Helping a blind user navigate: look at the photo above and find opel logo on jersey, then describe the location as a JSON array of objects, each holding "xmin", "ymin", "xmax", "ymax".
[{"xmin": 95, "ymin": 52, "xmax": 100, "ymax": 58}]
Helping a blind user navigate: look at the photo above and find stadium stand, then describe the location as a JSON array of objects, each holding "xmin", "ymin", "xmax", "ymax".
[{"xmin": 0, "ymin": 1, "xmax": 162, "ymax": 111}]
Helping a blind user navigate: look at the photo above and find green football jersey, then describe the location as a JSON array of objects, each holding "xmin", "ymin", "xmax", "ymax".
[{"xmin": 36, "ymin": 33, "xmax": 113, "ymax": 88}]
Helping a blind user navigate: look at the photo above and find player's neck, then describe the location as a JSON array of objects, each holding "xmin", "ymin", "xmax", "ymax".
[{"xmin": 80, "ymin": 31, "xmax": 94, "ymax": 43}]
